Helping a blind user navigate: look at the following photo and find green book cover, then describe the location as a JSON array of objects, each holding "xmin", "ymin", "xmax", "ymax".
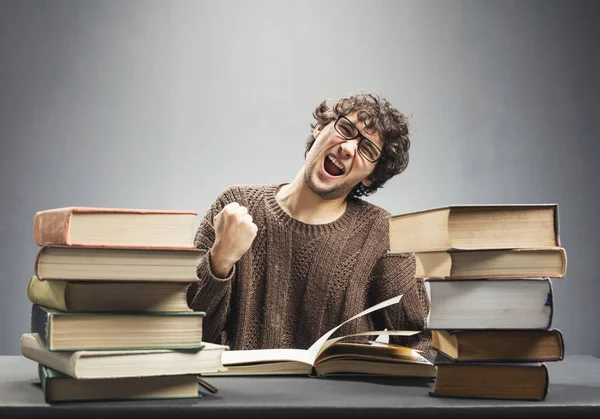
[{"xmin": 38, "ymin": 364, "xmax": 202, "ymax": 403}]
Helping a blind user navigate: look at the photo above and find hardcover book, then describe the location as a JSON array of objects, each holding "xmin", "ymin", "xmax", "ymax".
[
  {"xmin": 34, "ymin": 246, "xmax": 200, "ymax": 282},
  {"xmin": 414, "ymin": 247, "xmax": 567, "ymax": 279},
  {"xmin": 431, "ymin": 329, "xmax": 564, "ymax": 362},
  {"xmin": 33, "ymin": 207, "xmax": 197, "ymax": 248},
  {"xmin": 27, "ymin": 276, "xmax": 192, "ymax": 312},
  {"xmin": 30, "ymin": 304, "xmax": 205, "ymax": 351},
  {"xmin": 426, "ymin": 278, "xmax": 554, "ymax": 330},
  {"xmin": 38, "ymin": 364, "xmax": 200, "ymax": 403},
  {"xmin": 430, "ymin": 358, "xmax": 549, "ymax": 401},
  {"xmin": 21, "ymin": 333, "xmax": 227, "ymax": 378},
  {"xmin": 389, "ymin": 204, "xmax": 559, "ymax": 252}
]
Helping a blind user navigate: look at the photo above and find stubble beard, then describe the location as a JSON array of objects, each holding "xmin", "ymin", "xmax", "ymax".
[{"xmin": 304, "ymin": 158, "xmax": 354, "ymax": 201}]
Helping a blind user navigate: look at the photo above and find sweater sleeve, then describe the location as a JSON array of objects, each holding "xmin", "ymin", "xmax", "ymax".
[
  {"xmin": 186, "ymin": 187, "xmax": 238, "ymax": 345},
  {"xmin": 369, "ymin": 252, "xmax": 434, "ymax": 358}
]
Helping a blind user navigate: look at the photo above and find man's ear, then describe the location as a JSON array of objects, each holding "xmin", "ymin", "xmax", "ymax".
[
  {"xmin": 313, "ymin": 124, "xmax": 321, "ymax": 138},
  {"xmin": 361, "ymin": 178, "xmax": 373, "ymax": 187}
]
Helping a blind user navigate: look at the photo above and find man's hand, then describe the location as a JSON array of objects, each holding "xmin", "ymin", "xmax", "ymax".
[{"xmin": 210, "ymin": 202, "xmax": 258, "ymax": 278}]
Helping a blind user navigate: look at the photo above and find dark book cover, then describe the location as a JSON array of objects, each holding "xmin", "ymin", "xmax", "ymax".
[
  {"xmin": 429, "ymin": 361, "xmax": 549, "ymax": 401},
  {"xmin": 432, "ymin": 329, "xmax": 565, "ymax": 363}
]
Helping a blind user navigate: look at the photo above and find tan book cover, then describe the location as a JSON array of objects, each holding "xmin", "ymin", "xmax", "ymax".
[
  {"xmin": 414, "ymin": 247, "xmax": 567, "ymax": 279},
  {"xmin": 389, "ymin": 204, "xmax": 559, "ymax": 252},
  {"xmin": 33, "ymin": 207, "xmax": 198, "ymax": 248},
  {"xmin": 31, "ymin": 304, "xmax": 205, "ymax": 351},
  {"xmin": 34, "ymin": 246, "xmax": 200, "ymax": 282},
  {"xmin": 22, "ymin": 333, "xmax": 227, "ymax": 379}
]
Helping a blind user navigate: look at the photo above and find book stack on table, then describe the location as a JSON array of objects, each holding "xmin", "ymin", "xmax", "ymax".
[
  {"xmin": 21, "ymin": 207, "xmax": 227, "ymax": 403},
  {"xmin": 388, "ymin": 204, "xmax": 567, "ymax": 401}
]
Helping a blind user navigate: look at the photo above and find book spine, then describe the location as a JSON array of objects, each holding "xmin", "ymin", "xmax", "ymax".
[
  {"xmin": 560, "ymin": 248, "xmax": 568, "ymax": 277},
  {"xmin": 541, "ymin": 363, "xmax": 550, "ymax": 400},
  {"xmin": 553, "ymin": 205, "xmax": 561, "ymax": 247},
  {"xmin": 546, "ymin": 278, "xmax": 554, "ymax": 330},
  {"xmin": 555, "ymin": 329, "xmax": 565, "ymax": 361},
  {"xmin": 27, "ymin": 276, "xmax": 69, "ymax": 311},
  {"xmin": 30, "ymin": 305, "xmax": 51, "ymax": 350},
  {"xmin": 33, "ymin": 209, "xmax": 72, "ymax": 246},
  {"xmin": 38, "ymin": 364, "xmax": 49, "ymax": 402},
  {"xmin": 34, "ymin": 247, "xmax": 47, "ymax": 281}
]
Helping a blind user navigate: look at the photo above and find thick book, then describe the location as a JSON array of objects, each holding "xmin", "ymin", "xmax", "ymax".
[
  {"xmin": 389, "ymin": 204, "xmax": 559, "ymax": 252},
  {"xmin": 21, "ymin": 333, "xmax": 227, "ymax": 378},
  {"xmin": 38, "ymin": 364, "xmax": 200, "ymax": 403},
  {"xmin": 430, "ymin": 360, "xmax": 549, "ymax": 401},
  {"xmin": 30, "ymin": 304, "xmax": 204, "ymax": 351},
  {"xmin": 33, "ymin": 207, "xmax": 197, "ymax": 248},
  {"xmin": 415, "ymin": 247, "xmax": 567, "ymax": 279},
  {"xmin": 426, "ymin": 278, "xmax": 553, "ymax": 330},
  {"xmin": 432, "ymin": 329, "xmax": 565, "ymax": 362},
  {"xmin": 27, "ymin": 275, "xmax": 192, "ymax": 312},
  {"xmin": 207, "ymin": 295, "xmax": 435, "ymax": 378},
  {"xmin": 34, "ymin": 246, "xmax": 200, "ymax": 282}
]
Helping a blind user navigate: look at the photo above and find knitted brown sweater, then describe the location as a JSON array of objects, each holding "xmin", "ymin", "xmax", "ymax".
[{"xmin": 187, "ymin": 184, "xmax": 432, "ymax": 356}]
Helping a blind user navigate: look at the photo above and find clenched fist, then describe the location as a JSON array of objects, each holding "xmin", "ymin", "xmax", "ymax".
[{"xmin": 209, "ymin": 202, "xmax": 258, "ymax": 278}]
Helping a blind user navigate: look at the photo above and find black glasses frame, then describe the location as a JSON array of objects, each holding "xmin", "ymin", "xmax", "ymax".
[{"xmin": 333, "ymin": 115, "xmax": 383, "ymax": 163}]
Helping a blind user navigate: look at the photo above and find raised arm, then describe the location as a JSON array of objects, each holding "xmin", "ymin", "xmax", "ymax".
[
  {"xmin": 369, "ymin": 252, "xmax": 434, "ymax": 358},
  {"xmin": 186, "ymin": 187, "xmax": 257, "ymax": 345}
]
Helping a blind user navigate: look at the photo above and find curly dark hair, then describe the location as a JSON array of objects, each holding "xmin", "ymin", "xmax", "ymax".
[{"xmin": 305, "ymin": 92, "xmax": 411, "ymax": 198}]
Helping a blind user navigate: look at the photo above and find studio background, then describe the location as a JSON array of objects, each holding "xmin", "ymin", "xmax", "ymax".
[{"xmin": 1, "ymin": 0, "xmax": 598, "ymax": 356}]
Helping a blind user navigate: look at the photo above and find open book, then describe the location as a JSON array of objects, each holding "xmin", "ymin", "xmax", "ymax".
[{"xmin": 207, "ymin": 295, "xmax": 436, "ymax": 377}]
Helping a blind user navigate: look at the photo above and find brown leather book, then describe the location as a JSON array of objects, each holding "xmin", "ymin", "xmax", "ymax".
[
  {"xmin": 33, "ymin": 207, "xmax": 197, "ymax": 248},
  {"xmin": 431, "ymin": 362, "xmax": 549, "ymax": 401},
  {"xmin": 432, "ymin": 329, "xmax": 565, "ymax": 362}
]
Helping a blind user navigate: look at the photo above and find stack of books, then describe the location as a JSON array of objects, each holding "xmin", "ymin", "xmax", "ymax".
[
  {"xmin": 21, "ymin": 207, "xmax": 227, "ymax": 403},
  {"xmin": 389, "ymin": 204, "xmax": 567, "ymax": 401}
]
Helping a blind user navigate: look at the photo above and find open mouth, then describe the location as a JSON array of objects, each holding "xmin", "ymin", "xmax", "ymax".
[{"xmin": 323, "ymin": 155, "xmax": 345, "ymax": 177}]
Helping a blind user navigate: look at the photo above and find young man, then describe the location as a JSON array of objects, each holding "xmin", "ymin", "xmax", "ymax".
[{"xmin": 187, "ymin": 93, "xmax": 432, "ymax": 356}]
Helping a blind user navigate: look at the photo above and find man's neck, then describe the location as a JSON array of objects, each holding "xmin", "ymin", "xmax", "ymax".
[{"xmin": 275, "ymin": 170, "xmax": 348, "ymax": 225}]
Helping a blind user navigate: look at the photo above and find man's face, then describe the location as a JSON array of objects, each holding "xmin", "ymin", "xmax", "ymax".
[{"xmin": 304, "ymin": 112, "xmax": 383, "ymax": 200}]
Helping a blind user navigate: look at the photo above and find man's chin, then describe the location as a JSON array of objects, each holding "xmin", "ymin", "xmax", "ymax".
[{"xmin": 305, "ymin": 175, "xmax": 351, "ymax": 201}]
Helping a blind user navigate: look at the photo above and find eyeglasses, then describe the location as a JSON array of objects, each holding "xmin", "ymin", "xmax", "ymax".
[{"xmin": 334, "ymin": 115, "xmax": 383, "ymax": 163}]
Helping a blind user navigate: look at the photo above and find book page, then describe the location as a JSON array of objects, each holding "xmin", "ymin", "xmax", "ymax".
[
  {"xmin": 222, "ymin": 348, "xmax": 311, "ymax": 366},
  {"xmin": 306, "ymin": 295, "xmax": 403, "ymax": 364},
  {"xmin": 315, "ymin": 330, "xmax": 421, "ymax": 360},
  {"xmin": 223, "ymin": 295, "xmax": 404, "ymax": 366},
  {"xmin": 315, "ymin": 331, "xmax": 431, "ymax": 365}
]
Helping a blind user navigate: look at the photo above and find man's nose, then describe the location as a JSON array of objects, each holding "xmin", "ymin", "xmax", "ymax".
[{"xmin": 339, "ymin": 140, "xmax": 358, "ymax": 158}]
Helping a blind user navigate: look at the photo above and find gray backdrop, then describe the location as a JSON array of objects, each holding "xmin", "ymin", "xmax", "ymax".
[{"xmin": 1, "ymin": 0, "xmax": 598, "ymax": 356}]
